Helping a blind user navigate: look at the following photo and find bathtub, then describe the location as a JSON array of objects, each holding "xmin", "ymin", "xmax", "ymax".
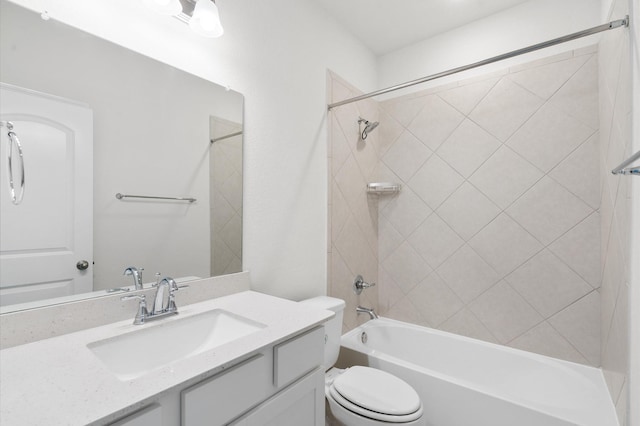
[{"xmin": 337, "ymin": 318, "xmax": 618, "ymax": 426}]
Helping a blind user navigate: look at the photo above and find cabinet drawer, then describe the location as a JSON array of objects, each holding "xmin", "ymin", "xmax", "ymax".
[
  {"xmin": 181, "ymin": 354, "xmax": 270, "ymax": 426},
  {"xmin": 273, "ymin": 326, "xmax": 324, "ymax": 388}
]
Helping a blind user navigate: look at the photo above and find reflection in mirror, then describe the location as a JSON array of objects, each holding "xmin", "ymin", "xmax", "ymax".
[
  {"xmin": 0, "ymin": 1, "xmax": 243, "ymax": 312},
  {"xmin": 210, "ymin": 117, "xmax": 243, "ymax": 276}
]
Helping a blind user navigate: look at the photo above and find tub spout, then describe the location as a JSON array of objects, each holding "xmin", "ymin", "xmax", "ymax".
[{"xmin": 356, "ymin": 305, "xmax": 379, "ymax": 320}]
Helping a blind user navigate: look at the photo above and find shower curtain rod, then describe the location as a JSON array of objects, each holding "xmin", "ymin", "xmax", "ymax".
[{"xmin": 328, "ymin": 16, "xmax": 629, "ymax": 110}]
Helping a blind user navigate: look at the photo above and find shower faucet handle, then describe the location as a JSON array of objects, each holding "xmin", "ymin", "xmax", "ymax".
[{"xmin": 353, "ymin": 275, "xmax": 376, "ymax": 295}]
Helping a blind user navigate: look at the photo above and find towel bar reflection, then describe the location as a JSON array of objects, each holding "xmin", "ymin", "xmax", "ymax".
[
  {"xmin": 210, "ymin": 131, "xmax": 243, "ymax": 144},
  {"xmin": 611, "ymin": 150, "xmax": 640, "ymax": 176},
  {"xmin": 115, "ymin": 193, "xmax": 197, "ymax": 203}
]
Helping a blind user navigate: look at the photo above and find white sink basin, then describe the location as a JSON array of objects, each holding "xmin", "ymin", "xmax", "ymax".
[{"xmin": 87, "ymin": 309, "xmax": 266, "ymax": 380}]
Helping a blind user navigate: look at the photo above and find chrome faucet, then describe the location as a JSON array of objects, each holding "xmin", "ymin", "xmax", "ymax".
[
  {"xmin": 123, "ymin": 266, "xmax": 144, "ymax": 290},
  {"xmin": 151, "ymin": 277, "xmax": 180, "ymax": 315},
  {"xmin": 356, "ymin": 306, "xmax": 379, "ymax": 320},
  {"xmin": 121, "ymin": 276, "xmax": 186, "ymax": 325},
  {"xmin": 121, "ymin": 294, "xmax": 149, "ymax": 325}
]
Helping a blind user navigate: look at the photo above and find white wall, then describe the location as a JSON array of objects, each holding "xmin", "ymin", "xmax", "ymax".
[
  {"xmin": 377, "ymin": 0, "xmax": 602, "ymax": 97},
  {"xmin": 7, "ymin": 0, "xmax": 378, "ymax": 300}
]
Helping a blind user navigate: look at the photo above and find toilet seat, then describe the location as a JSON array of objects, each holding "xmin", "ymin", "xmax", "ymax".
[{"xmin": 328, "ymin": 366, "xmax": 423, "ymax": 423}]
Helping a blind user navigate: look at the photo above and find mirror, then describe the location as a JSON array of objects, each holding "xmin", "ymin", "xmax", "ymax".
[{"xmin": 0, "ymin": 1, "xmax": 243, "ymax": 312}]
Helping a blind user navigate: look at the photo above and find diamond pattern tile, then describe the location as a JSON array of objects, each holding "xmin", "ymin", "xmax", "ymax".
[
  {"xmin": 549, "ymin": 132, "xmax": 600, "ymax": 209},
  {"xmin": 331, "ymin": 182, "xmax": 350, "ymax": 243},
  {"xmin": 384, "ymin": 295, "xmax": 426, "ymax": 326},
  {"xmin": 470, "ymin": 78, "xmax": 544, "ymax": 142},
  {"xmin": 549, "ymin": 212, "xmax": 601, "ymax": 288},
  {"xmin": 548, "ymin": 55, "xmax": 599, "ymax": 129},
  {"xmin": 437, "ymin": 118, "xmax": 502, "ymax": 178},
  {"xmin": 376, "ymin": 109, "xmax": 404, "ymax": 157},
  {"xmin": 335, "ymin": 153, "xmax": 367, "ymax": 204},
  {"xmin": 440, "ymin": 308, "xmax": 498, "ymax": 343},
  {"xmin": 506, "ymin": 249, "xmax": 593, "ymax": 318},
  {"xmin": 469, "ymin": 213, "xmax": 543, "ymax": 276},
  {"xmin": 508, "ymin": 321, "xmax": 588, "ymax": 363},
  {"xmin": 436, "ymin": 182, "xmax": 500, "ymax": 240},
  {"xmin": 408, "ymin": 273, "xmax": 464, "ymax": 327},
  {"xmin": 328, "ymin": 49, "xmax": 605, "ymax": 368},
  {"xmin": 407, "ymin": 95, "xmax": 465, "ymax": 151},
  {"xmin": 507, "ymin": 55, "xmax": 589, "ymax": 100},
  {"xmin": 210, "ymin": 119, "xmax": 243, "ymax": 277},
  {"xmin": 436, "ymin": 245, "xmax": 499, "ymax": 303},
  {"xmin": 329, "ymin": 75, "xmax": 381, "ymax": 334},
  {"xmin": 548, "ymin": 291, "xmax": 601, "ymax": 365},
  {"xmin": 408, "ymin": 154, "xmax": 465, "ymax": 209},
  {"xmin": 334, "ymin": 214, "xmax": 377, "ymax": 281},
  {"xmin": 331, "ymin": 115, "xmax": 351, "ymax": 177},
  {"xmin": 506, "ymin": 176, "xmax": 593, "ymax": 245},
  {"xmin": 381, "ymin": 95, "xmax": 427, "ymax": 127},
  {"xmin": 377, "ymin": 266, "xmax": 404, "ymax": 313},
  {"xmin": 382, "ymin": 130, "xmax": 432, "ymax": 182},
  {"xmin": 378, "ymin": 217, "xmax": 404, "ymax": 262},
  {"xmin": 408, "ymin": 213, "xmax": 464, "ymax": 269},
  {"xmin": 382, "ymin": 241, "xmax": 432, "ymax": 295},
  {"xmin": 469, "ymin": 281, "xmax": 543, "ymax": 344},
  {"xmin": 469, "ymin": 145, "xmax": 543, "ymax": 209},
  {"xmin": 381, "ymin": 187, "xmax": 432, "ymax": 238},
  {"xmin": 507, "ymin": 103, "xmax": 595, "ymax": 173},
  {"xmin": 438, "ymin": 78, "xmax": 499, "ymax": 115}
]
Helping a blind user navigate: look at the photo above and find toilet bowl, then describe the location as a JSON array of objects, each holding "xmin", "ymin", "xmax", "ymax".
[{"xmin": 299, "ymin": 296, "xmax": 426, "ymax": 426}]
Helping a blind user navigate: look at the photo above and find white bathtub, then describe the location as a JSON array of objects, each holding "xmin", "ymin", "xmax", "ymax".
[{"xmin": 337, "ymin": 318, "xmax": 618, "ymax": 426}]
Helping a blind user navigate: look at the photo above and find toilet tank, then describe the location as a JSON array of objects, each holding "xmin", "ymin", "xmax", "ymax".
[{"xmin": 299, "ymin": 296, "xmax": 345, "ymax": 369}]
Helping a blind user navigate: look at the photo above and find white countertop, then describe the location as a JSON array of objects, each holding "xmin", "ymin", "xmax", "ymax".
[{"xmin": 0, "ymin": 291, "xmax": 333, "ymax": 425}]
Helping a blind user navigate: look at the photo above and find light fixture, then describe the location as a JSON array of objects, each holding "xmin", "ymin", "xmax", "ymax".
[
  {"xmin": 188, "ymin": 0, "xmax": 224, "ymax": 38},
  {"xmin": 142, "ymin": 0, "xmax": 224, "ymax": 38},
  {"xmin": 142, "ymin": 0, "xmax": 182, "ymax": 16}
]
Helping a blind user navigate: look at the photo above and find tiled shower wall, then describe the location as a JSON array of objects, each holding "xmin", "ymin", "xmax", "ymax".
[
  {"xmin": 327, "ymin": 72, "xmax": 379, "ymax": 332},
  {"xmin": 210, "ymin": 117, "xmax": 243, "ymax": 276},
  {"xmin": 599, "ymin": 0, "xmax": 632, "ymax": 422},
  {"xmin": 376, "ymin": 49, "xmax": 601, "ymax": 366},
  {"xmin": 329, "ymin": 48, "xmax": 604, "ymax": 366}
]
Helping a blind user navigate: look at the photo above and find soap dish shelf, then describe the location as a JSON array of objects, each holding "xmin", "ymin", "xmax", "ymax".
[{"xmin": 367, "ymin": 182, "xmax": 401, "ymax": 195}]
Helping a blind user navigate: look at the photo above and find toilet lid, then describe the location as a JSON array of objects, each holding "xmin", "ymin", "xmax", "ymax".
[
  {"xmin": 332, "ymin": 366, "xmax": 421, "ymax": 416},
  {"xmin": 329, "ymin": 386, "xmax": 424, "ymax": 423}
]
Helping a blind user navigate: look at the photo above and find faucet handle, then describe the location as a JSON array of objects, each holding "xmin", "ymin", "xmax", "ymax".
[
  {"xmin": 353, "ymin": 275, "xmax": 376, "ymax": 295},
  {"xmin": 166, "ymin": 283, "xmax": 187, "ymax": 313},
  {"xmin": 121, "ymin": 294, "xmax": 148, "ymax": 325}
]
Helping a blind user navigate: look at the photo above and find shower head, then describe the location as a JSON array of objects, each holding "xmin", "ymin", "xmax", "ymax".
[{"xmin": 358, "ymin": 117, "xmax": 379, "ymax": 140}]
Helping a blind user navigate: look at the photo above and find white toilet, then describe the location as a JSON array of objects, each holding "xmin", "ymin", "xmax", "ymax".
[{"xmin": 300, "ymin": 296, "xmax": 426, "ymax": 426}]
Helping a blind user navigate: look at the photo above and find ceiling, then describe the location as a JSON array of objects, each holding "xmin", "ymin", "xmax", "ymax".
[{"xmin": 315, "ymin": 0, "xmax": 531, "ymax": 56}]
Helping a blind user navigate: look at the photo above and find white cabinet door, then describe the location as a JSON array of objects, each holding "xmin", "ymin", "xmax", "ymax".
[
  {"xmin": 182, "ymin": 354, "xmax": 271, "ymax": 426},
  {"xmin": 0, "ymin": 83, "xmax": 93, "ymax": 306},
  {"xmin": 238, "ymin": 368, "xmax": 325, "ymax": 426}
]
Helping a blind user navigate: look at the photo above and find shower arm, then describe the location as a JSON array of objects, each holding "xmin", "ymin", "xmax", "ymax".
[{"xmin": 328, "ymin": 16, "xmax": 629, "ymax": 110}]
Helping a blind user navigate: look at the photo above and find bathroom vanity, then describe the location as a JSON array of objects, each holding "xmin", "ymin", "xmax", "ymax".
[{"xmin": 0, "ymin": 291, "xmax": 332, "ymax": 425}]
